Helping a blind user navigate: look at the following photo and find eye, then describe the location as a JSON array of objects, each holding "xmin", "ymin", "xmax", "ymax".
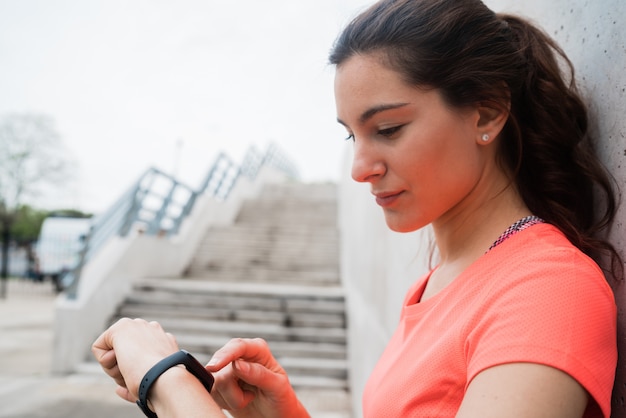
[
  {"xmin": 344, "ymin": 133, "xmax": 355, "ymax": 142},
  {"xmin": 378, "ymin": 125, "xmax": 404, "ymax": 138}
]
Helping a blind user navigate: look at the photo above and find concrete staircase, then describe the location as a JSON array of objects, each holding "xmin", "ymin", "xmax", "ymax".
[
  {"xmin": 184, "ymin": 182, "xmax": 340, "ymax": 286},
  {"xmin": 110, "ymin": 182, "xmax": 350, "ymax": 414}
]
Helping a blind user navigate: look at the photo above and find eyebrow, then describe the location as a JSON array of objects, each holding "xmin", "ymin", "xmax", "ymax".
[{"xmin": 337, "ymin": 102, "xmax": 410, "ymax": 127}]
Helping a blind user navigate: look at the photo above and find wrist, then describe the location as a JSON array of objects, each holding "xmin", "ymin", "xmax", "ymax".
[
  {"xmin": 150, "ymin": 366, "xmax": 224, "ymax": 417},
  {"xmin": 135, "ymin": 350, "xmax": 216, "ymax": 418},
  {"xmin": 148, "ymin": 366, "xmax": 193, "ymax": 413}
]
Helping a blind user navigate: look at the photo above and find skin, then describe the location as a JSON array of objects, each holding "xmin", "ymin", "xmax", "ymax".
[
  {"xmin": 334, "ymin": 52, "xmax": 531, "ymax": 297},
  {"xmin": 206, "ymin": 338, "xmax": 309, "ymax": 418},
  {"xmin": 92, "ymin": 318, "xmax": 226, "ymax": 417},
  {"xmin": 92, "ymin": 52, "xmax": 590, "ymax": 418},
  {"xmin": 335, "ymin": 53, "xmax": 589, "ymax": 417},
  {"xmin": 92, "ymin": 319, "xmax": 308, "ymax": 418}
]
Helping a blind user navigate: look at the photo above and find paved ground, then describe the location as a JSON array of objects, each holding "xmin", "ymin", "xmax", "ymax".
[
  {"xmin": 0, "ymin": 279, "xmax": 352, "ymax": 418},
  {"xmin": 0, "ymin": 279, "xmax": 137, "ymax": 418}
]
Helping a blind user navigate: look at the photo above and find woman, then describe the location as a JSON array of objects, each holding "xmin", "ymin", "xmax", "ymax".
[{"xmin": 93, "ymin": 0, "xmax": 621, "ymax": 416}]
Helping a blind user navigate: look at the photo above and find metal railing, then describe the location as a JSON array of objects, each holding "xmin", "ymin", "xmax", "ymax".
[{"xmin": 63, "ymin": 143, "xmax": 298, "ymax": 298}]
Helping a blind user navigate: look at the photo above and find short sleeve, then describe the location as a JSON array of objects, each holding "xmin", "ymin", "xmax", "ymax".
[{"xmin": 465, "ymin": 247, "xmax": 617, "ymax": 417}]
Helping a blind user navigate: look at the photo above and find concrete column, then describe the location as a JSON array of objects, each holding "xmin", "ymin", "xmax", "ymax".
[
  {"xmin": 338, "ymin": 0, "xmax": 626, "ymax": 415},
  {"xmin": 483, "ymin": 0, "xmax": 626, "ymax": 414}
]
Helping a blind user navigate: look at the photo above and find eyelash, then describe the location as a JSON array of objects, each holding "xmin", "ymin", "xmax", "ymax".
[
  {"xmin": 343, "ymin": 125, "xmax": 403, "ymax": 142},
  {"xmin": 378, "ymin": 125, "xmax": 403, "ymax": 137}
]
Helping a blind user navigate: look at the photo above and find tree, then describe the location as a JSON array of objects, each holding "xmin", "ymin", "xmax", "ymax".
[
  {"xmin": 10, "ymin": 206, "xmax": 92, "ymax": 245},
  {"xmin": 11, "ymin": 204, "xmax": 49, "ymax": 245},
  {"xmin": 0, "ymin": 113, "xmax": 72, "ymax": 298}
]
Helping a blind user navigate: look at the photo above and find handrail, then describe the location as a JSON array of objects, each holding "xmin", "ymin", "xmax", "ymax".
[
  {"xmin": 198, "ymin": 153, "xmax": 240, "ymax": 199},
  {"xmin": 63, "ymin": 143, "xmax": 297, "ymax": 299},
  {"xmin": 239, "ymin": 143, "xmax": 299, "ymax": 181}
]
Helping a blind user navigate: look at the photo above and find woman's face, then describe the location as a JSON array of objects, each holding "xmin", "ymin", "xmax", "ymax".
[{"xmin": 334, "ymin": 54, "xmax": 492, "ymax": 233}]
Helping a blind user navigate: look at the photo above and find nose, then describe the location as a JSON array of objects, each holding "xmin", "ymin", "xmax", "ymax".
[{"xmin": 351, "ymin": 139, "xmax": 385, "ymax": 183}]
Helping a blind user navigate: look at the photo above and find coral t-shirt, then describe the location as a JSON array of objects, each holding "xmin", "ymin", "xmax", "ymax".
[{"xmin": 362, "ymin": 223, "xmax": 617, "ymax": 417}]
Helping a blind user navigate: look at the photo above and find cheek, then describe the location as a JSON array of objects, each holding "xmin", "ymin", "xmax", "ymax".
[
  {"xmin": 432, "ymin": 121, "xmax": 482, "ymax": 174},
  {"xmin": 434, "ymin": 137, "xmax": 483, "ymax": 189},
  {"xmin": 429, "ymin": 145, "xmax": 485, "ymax": 217},
  {"xmin": 406, "ymin": 128, "xmax": 483, "ymax": 206}
]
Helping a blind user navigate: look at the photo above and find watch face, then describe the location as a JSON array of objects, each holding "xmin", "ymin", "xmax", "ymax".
[{"xmin": 183, "ymin": 350, "xmax": 215, "ymax": 393}]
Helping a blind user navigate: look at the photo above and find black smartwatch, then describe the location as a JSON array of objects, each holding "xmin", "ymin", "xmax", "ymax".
[{"xmin": 136, "ymin": 350, "xmax": 215, "ymax": 418}]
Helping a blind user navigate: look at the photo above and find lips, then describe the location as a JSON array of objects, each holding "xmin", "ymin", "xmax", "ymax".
[{"xmin": 373, "ymin": 191, "xmax": 403, "ymax": 207}]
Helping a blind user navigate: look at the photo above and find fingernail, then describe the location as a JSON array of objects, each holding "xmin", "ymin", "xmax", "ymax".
[{"xmin": 206, "ymin": 357, "xmax": 219, "ymax": 367}]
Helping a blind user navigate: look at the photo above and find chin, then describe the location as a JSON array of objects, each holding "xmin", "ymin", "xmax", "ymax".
[{"xmin": 384, "ymin": 219, "xmax": 424, "ymax": 234}]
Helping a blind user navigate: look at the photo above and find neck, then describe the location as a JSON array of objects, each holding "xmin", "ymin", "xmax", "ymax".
[{"xmin": 432, "ymin": 179, "xmax": 531, "ymax": 266}]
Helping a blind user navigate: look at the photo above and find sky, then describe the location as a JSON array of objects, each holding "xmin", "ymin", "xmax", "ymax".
[{"xmin": 0, "ymin": 0, "xmax": 372, "ymax": 214}]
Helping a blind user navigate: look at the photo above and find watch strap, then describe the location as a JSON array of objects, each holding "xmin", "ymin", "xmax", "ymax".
[{"xmin": 136, "ymin": 349, "xmax": 214, "ymax": 418}]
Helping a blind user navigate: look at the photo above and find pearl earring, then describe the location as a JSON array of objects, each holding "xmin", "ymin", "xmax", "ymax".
[{"xmin": 481, "ymin": 134, "xmax": 490, "ymax": 142}]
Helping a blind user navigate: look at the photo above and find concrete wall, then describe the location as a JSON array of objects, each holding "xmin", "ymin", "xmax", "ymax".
[
  {"xmin": 338, "ymin": 1, "xmax": 626, "ymax": 415},
  {"xmin": 52, "ymin": 166, "xmax": 288, "ymax": 374}
]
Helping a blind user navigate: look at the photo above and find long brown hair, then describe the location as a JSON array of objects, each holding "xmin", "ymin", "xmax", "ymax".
[{"xmin": 329, "ymin": 0, "xmax": 622, "ymax": 277}]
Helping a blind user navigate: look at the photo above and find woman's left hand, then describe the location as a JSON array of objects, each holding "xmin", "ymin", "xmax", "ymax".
[{"xmin": 91, "ymin": 317, "xmax": 181, "ymax": 403}]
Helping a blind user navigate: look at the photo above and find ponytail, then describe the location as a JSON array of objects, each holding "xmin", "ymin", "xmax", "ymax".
[
  {"xmin": 499, "ymin": 14, "xmax": 622, "ymax": 277},
  {"xmin": 330, "ymin": 0, "xmax": 622, "ymax": 278}
]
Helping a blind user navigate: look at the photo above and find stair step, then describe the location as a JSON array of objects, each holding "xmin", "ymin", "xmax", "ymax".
[
  {"xmin": 288, "ymin": 375, "xmax": 348, "ymax": 390},
  {"xmin": 206, "ymin": 223, "xmax": 339, "ymax": 234},
  {"xmin": 175, "ymin": 344, "xmax": 347, "ymax": 378},
  {"xmin": 199, "ymin": 239, "xmax": 339, "ymax": 249},
  {"xmin": 190, "ymin": 257, "xmax": 340, "ymax": 269},
  {"xmin": 134, "ymin": 278, "xmax": 345, "ymax": 298},
  {"xmin": 279, "ymin": 357, "xmax": 348, "ymax": 379},
  {"xmin": 119, "ymin": 304, "xmax": 346, "ymax": 328},
  {"xmin": 256, "ymin": 182, "xmax": 337, "ymax": 199},
  {"xmin": 76, "ymin": 359, "xmax": 348, "ymax": 390},
  {"xmin": 195, "ymin": 244, "xmax": 339, "ymax": 256},
  {"xmin": 196, "ymin": 242, "xmax": 339, "ymax": 252},
  {"xmin": 118, "ymin": 305, "xmax": 287, "ymax": 324},
  {"xmin": 181, "ymin": 270, "xmax": 340, "ymax": 284},
  {"xmin": 175, "ymin": 335, "xmax": 347, "ymax": 360},
  {"xmin": 193, "ymin": 251, "xmax": 339, "ymax": 262},
  {"xmin": 136, "ymin": 317, "xmax": 347, "ymax": 345},
  {"xmin": 125, "ymin": 287, "xmax": 346, "ymax": 310}
]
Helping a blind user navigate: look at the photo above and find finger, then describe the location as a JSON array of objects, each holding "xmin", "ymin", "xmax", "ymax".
[
  {"xmin": 165, "ymin": 332, "xmax": 177, "ymax": 345},
  {"xmin": 233, "ymin": 359, "xmax": 290, "ymax": 392},
  {"xmin": 91, "ymin": 349, "xmax": 127, "ymax": 389},
  {"xmin": 92, "ymin": 317, "xmax": 131, "ymax": 355},
  {"xmin": 210, "ymin": 363, "xmax": 254, "ymax": 411},
  {"xmin": 101, "ymin": 363, "xmax": 127, "ymax": 388},
  {"xmin": 115, "ymin": 385, "xmax": 136, "ymax": 403},
  {"xmin": 147, "ymin": 320, "xmax": 164, "ymax": 331},
  {"xmin": 206, "ymin": 338, "xmax": 276, "ymax": 372},
  {"xmin": 96, "ymin": 349, "xmax": 119, "ymax": 372},
  {"xmin": 91, "ymin": 332, "xmax": 113, "ymax": 363}
]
